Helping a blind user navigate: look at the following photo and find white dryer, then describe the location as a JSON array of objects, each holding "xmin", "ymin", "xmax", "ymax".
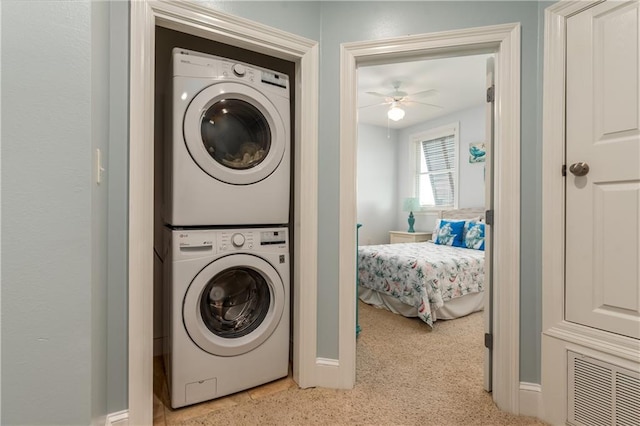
[
  {"xmin": 164, "ymin": 227, "xmax": 290, "ymax": 408},
  {"xmin": 164, "ymin": 48, "xmax": 290, "ymax": 227}
]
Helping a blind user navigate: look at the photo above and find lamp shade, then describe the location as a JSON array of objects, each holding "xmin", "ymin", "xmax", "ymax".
[
  {"xmin": 387, "ymin": 104, "xmax": 405, "ymax": 121},
  {"xmin": 402, "ymin": 197, "xmax": 420, "ymax": 212}
]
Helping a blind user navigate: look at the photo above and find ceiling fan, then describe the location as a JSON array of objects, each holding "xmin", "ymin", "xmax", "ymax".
[{"xmin": 361, "ymin": 81, "xmax": 442, "ymax": 121}]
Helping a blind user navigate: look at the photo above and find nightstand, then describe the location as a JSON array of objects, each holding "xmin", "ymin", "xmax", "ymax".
[{"xmin": 389, "ymin": 231, "xmax": 432, "ymax": 244}]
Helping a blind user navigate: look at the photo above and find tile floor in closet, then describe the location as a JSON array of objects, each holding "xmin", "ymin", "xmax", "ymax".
[{"xmin": 153, "ymin": 356, "xmax": 296, "ymax": 425}]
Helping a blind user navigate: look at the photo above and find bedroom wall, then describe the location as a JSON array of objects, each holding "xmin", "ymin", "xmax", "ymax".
[
  {"xmin": 357, "ymin": 124, "xmax": 399, "ymax": 245},
  {"xmin": 396, "ymin": 105, "xmax": 486, "ymax": 233}
]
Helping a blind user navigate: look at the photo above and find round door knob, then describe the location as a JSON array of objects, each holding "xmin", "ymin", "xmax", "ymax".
[
  {"xmin": 231, "ymin": 233, "xmax": 245, "ymax": 247},
  {"xmin": 569, "ymin": 162, "xmax": 590, "ymax": 177},
  {"xmin": 232, "ymin": 64, "xmax": 246, "ymax": 77}
]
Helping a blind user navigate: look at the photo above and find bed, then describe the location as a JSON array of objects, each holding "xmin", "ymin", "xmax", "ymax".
[{"xmin": 357, "ymin": 208, "xmax": 486, "ymax": 326}]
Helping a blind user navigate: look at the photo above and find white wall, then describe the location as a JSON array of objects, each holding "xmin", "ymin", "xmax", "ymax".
[
  {"xmin": 396, "ymin": 105, "xmax": 486, "ymax": 232},
  {"xmin": 357, "ymin": 124, "xmax": 398, "ymax": 245}
]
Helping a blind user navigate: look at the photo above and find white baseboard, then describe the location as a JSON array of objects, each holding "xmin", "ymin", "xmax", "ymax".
[
  {"xmin": 313, "ymin": 357, "xmax": 340, "ymax": 388},
  {"xmin": 105, "ymin": 410, "xmax": 129, "ymax": 426},
  {"xmin": 519, "ymin": 382, "xmax": 543, "ymax": 419}
]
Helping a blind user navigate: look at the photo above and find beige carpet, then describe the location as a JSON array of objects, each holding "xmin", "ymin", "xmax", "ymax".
[{"xmin": 171, "ymin": 302, "xmax": 546, "ymax": 425}]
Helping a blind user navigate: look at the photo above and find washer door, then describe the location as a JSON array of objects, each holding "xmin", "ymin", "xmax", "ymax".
[
  {"xmin": 183, "ymin": 254, "xmax": 285, "ymax": 357},
  {"xmin": 183, "ymin": 82, "xmax": 286, "ymax": 185}
]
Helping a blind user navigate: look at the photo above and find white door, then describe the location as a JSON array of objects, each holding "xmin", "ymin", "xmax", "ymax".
[
  {"xmin": 565, "ymin": 0, "xmax": 640, "ymax": 339},
  {"xmin": 183, "ymin": 254, "xmax": 285, "ymax": 356},
  {"xmin": 484, "ymin": 56, "xmax": 495, "ymax": 392}
]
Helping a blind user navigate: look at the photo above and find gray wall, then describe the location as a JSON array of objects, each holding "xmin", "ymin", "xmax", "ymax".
[
  {"xmin": 357, "ymin": 124, "xmax": 399, "ymax": 245},
  {"xmin": 91, "ymin": 2, "xmax": 109, "ymax": 423},
  {"xmin": 396, "ymin": 105, "xmax": 487, "ymax": 233},
  {"xmin": 1, "ymin": 0, "xmax": 128, "ymax": 423},
  {"xmin": 313, "ymin": 1, "xmax": 542, "ymax": 383},
  {"xmin": 107, "ymin": 1, "xmax": 130, "ymax": 414},
  {"xmin": 358, "ymin": 105, "xmax": 486, "ymax": 244},
  {"xmin": 2, "ymin": 1, "xmax": 94, "ymax": 424}
]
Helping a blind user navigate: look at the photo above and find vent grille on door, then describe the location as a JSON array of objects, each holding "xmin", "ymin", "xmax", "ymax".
[{"xmin": 568, "ymin": 352, "xmax": 640, "ymax": 426}]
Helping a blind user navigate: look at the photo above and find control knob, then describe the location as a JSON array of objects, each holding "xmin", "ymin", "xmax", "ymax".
[
  {"xmin": 231, "ymin": 233, "xmax": 245, "ymax": 248},
  {"xmin": 232, "ymin": 64, "xmax": 246, "ymax": 77}
]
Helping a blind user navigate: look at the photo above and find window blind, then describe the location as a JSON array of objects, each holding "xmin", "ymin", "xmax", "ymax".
[{"xmin": 417, "ymin": 134, "xmax": 456, "ymax": 207}]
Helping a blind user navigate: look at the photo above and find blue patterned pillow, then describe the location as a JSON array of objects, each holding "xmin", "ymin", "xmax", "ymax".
[
  {"xmin": 434, "ymin": 219, "xmax": 465, "ymax": 247},
  {"xmin": 464, "ymin": 220, "xmax": 485, "ymax": 250}
]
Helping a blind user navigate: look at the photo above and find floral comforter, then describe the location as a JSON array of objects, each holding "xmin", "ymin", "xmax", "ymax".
[{"xmin": 357, "ymin": 241, "xmax": 484, "ymax": 326}]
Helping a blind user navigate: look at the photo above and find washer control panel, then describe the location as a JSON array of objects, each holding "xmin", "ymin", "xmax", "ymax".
[
  {"xmin": 219, "ymin": 231, "xmax": 254, "ymax": 251},
  {"xmin": 217, "ymin": 228, "xmax": 287, "ymax": 253},
  {"xmin": 259, "ymin": 230, "xmax": 286, "ymax": 246},
  {"xmin": 231, "ymin": 233, "xmax": 246, "ymax": 247}
]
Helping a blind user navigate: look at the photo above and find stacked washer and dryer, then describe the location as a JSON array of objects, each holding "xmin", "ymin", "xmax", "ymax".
[{"xmin": 162, "ymin": 48, "xmax": 291, "ymax": 408}]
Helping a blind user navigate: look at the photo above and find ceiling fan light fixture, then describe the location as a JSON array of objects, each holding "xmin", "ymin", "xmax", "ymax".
[{"xmin": 387, "ymin": 103, "xmax": 405, "ymax": 121}]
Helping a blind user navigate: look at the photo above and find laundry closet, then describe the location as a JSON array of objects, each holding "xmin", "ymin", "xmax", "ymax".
[{"xmin": 153, "ymin": 27, "xmax": 296, "ymax": 408}]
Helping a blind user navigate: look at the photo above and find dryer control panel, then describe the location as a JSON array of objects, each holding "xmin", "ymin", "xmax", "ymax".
[{"xmin": 172, "ymin": 48, "xmax": 290, "ymax": 98}]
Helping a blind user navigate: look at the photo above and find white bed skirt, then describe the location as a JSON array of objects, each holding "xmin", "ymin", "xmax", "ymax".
[{"xmin": 358, "ymin": 287, "xmax": 484, "ymax": 321}]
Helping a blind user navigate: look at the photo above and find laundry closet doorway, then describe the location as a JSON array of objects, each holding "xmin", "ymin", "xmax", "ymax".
[{"xmin": 128, "ymin": 2, "xmax": 320, "ymax": 424}]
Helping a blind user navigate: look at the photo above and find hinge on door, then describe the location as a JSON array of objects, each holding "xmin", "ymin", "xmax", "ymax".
[
  {"xmin": 486, "ymin": 85, "xmax": 495, "ymax": 103},
  {"xmin": 562, "ymin": 164, "xmax": 567, "ymax": 176},
  {"xmin": 484, "ymin": 333, "xmax": 493, "ymax": 350},
  {"xmin": 485, "ymin": 209, "xmax": 494, "ymax": 226}
]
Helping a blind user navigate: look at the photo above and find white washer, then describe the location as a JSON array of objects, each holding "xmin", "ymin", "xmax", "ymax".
[
  {"xmin": 164, "ymin": 226, "xmax": 290, "ymax": 408},
  {"xmin": 164, "ymin": 48, "xmax": 290, "ymax": 226}
]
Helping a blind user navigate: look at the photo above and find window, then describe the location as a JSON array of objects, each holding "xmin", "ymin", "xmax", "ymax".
[{"xmin": 412, "ymin": 123, "xmax": 459, "ymax": 209}]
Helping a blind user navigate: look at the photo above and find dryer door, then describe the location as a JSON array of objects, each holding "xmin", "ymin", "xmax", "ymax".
[
  {"xmin": 183, "ymin": 253, "xmax": 285, "ymax": 357},
  {"xmin": 183, "ymin": 82, "xmax": 287, "ymax": 185}
]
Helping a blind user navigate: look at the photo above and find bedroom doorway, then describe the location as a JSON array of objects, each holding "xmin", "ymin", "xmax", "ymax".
[
  {"xmin": 339, "ymin": 24, "xmax": 521, "ymax": 412},
  {"xmin": 355, "ymin": 53, "xmax": 494, "ymax": 388}
]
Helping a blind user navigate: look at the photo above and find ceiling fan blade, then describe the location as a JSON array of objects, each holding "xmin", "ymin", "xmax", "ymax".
[
  {"xmin": 408, "ymin": 89, "xmax": 439, "ymax": 99},
  {"xmin": 359, "ymin": 101, "xmax": 390, "ymax": 109},
  {"xmin": 365, "ymin": 91, "xmax": 390, "ymax": 98},
  {"xmin": 411, "ymin": 100, "xmax": 444, "ymax": 109}
]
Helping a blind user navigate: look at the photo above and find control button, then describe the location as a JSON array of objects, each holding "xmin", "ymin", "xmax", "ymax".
[
  {"xmin": 248, "ymin": 244, "xmax": 253, "ymax": 249},
  {"xmin": 231, "ymin": 233, "xmax": 245, "ymax": 247},
  {"xmin": 233, "ymin": 64, "xmax": 246, "ymax": 77}
]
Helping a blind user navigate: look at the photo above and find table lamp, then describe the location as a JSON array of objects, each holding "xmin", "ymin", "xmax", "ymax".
[{"xmin": 402, "ymin": 197, "xmax": 420, "ymax": 233}]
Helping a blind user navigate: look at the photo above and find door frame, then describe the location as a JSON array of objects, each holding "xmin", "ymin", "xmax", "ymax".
[
  {"xmin": 339, "ymin": 23, "xmax": 522, "ymax": 412},
  {"xmin": 128, "ymin": 1, "xmax": 319, "ymax": 424},
  {"xmin": 541, "ymin": 1, "xmax": 640, "ymax": 424}
]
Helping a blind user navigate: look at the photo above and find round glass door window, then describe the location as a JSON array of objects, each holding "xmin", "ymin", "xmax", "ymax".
[
  {"xmin": 200, "ymin": 99, "xmax": 271, "ymax": 170},
  {"xmin": 183, "ymin": 82, "xmax": 287, "ymax": 185},
  {"xmin": 200, "ymin": 267, "xmax": 271, "ymax": 339}
]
